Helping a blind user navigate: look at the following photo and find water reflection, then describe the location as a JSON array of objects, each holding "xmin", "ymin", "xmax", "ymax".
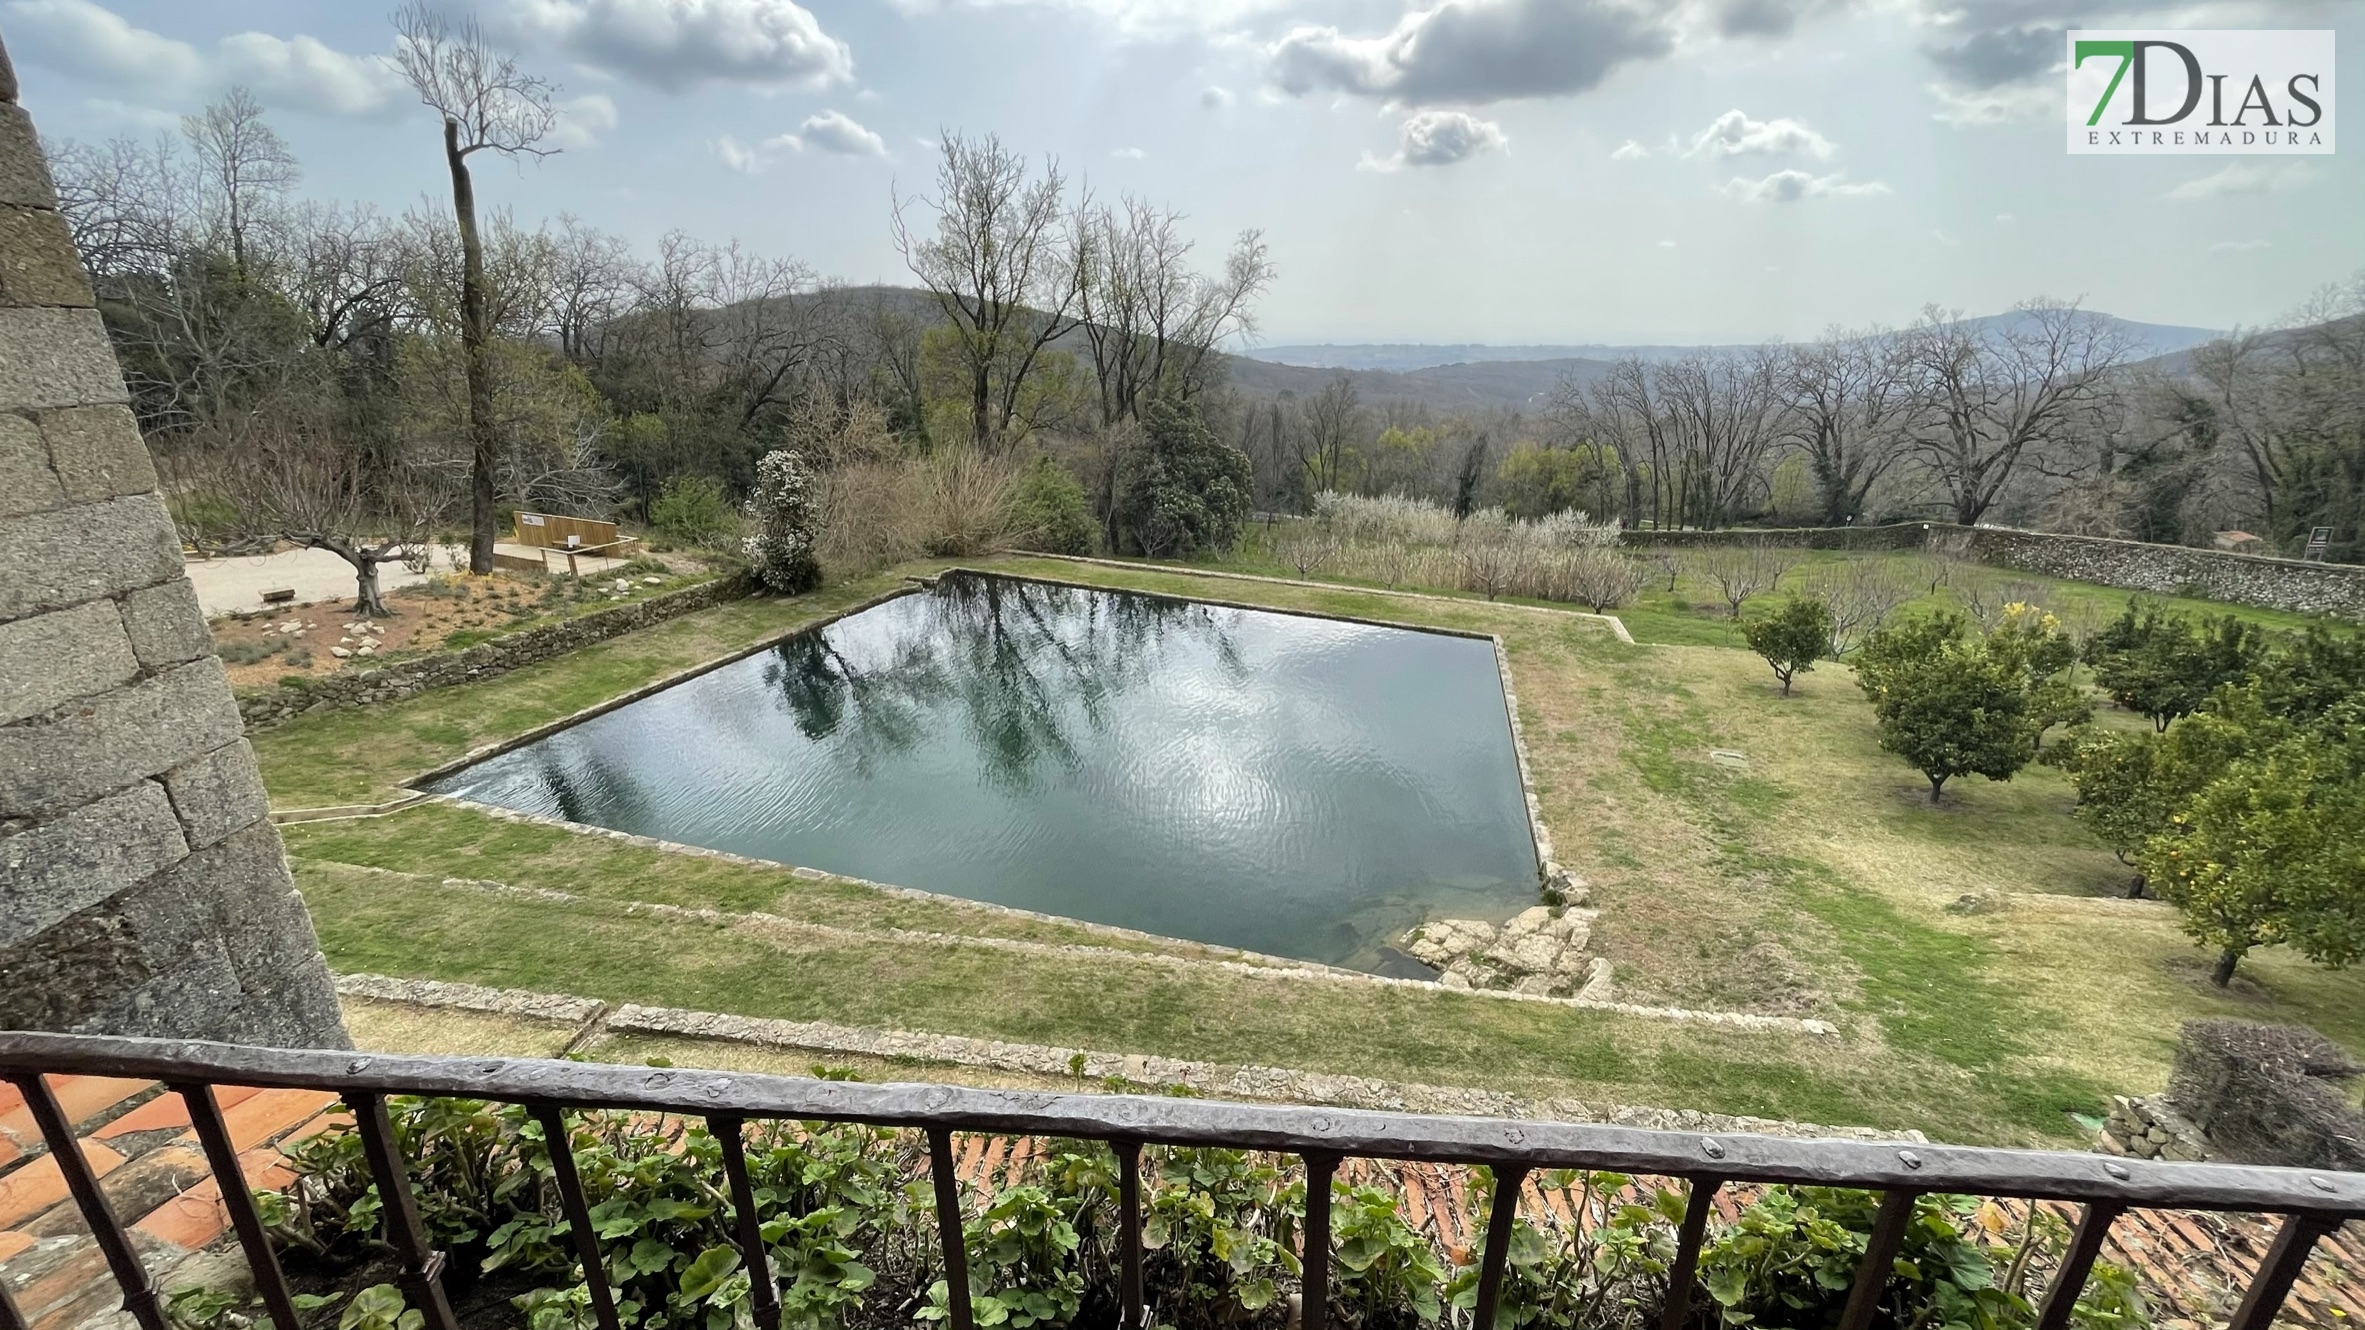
[
  {"xmin": 761, "ymin": 575, "xmax": 1244, "ymax": 790},
  {"xmin": 428, "ymin": 572, "xmax": 1538, "ymax": 969}
]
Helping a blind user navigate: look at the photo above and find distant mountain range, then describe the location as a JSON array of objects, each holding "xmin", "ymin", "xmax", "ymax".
[
  {"xmin": 1223, "ymin": 312, "xmax": 2226, "ymax": 412},
  {"xmin": 796, "ymin": 289, "xmax": 2230, "ymax": 414}
]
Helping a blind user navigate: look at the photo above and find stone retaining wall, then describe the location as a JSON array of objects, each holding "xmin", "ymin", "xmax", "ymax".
[
  {"xmin": 1932, "ymin": 526, "xmax": 2365, "ymax": 619},
  {"xmin": 237, "ymin": 572, "xmax": 757, "ymax": 727},
  {"xmin": 1618, "ymin": 522, "xmax": 2365, "ymax": 620}
]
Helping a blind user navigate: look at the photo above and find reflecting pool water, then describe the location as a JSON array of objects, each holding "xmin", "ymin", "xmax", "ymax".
[{"xmin": 426, "ymin": 572, "xmax": 1539, "ymax": 970}]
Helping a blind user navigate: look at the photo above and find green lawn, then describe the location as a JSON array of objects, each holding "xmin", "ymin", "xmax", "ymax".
[{"xmin": 259, "ymin": 551, "xmax": 2365, "ymax": 1148}]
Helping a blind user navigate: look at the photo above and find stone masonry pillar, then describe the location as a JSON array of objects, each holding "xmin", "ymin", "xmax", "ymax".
[{"xmin": 0, "ymin": 33, "xmax": 349, "ymax": 1047}]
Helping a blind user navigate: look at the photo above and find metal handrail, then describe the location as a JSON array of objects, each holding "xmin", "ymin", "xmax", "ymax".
[{"xmin": 2, "ymin": 1032, "xmax": 2359, "ymax": 1330}]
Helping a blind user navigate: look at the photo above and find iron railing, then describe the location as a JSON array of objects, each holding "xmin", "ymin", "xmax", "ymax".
[{"xmin": 2, "ymin": 1032, "xmax": 2360, "ymax": 1330}]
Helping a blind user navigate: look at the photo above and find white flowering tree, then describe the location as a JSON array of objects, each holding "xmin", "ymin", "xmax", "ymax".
[{"xmin": 743, "ymin": 448, "xmax": 822, "ymax": 593}]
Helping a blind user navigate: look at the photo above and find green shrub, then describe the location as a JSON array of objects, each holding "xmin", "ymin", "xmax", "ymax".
[
  {"xmin": 198, "ymin": 1098, "xmax": 2149, "ymax": 1330},
  {"xmin": 218, "ymin": 639, "xmax": 283, "ymax": 666},
  {"xmin": 1009, "ymin": 457, "xmax": 1096, "ymax": 556},
  {"xmin": 650, "ymin": 475, "xmax": 739, "ymax": 549}
]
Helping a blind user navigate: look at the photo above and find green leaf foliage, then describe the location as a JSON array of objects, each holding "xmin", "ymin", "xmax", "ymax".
[
  {"xmin": 1119, "ymin": 398, "xmax": 1253, "ymax": 559},
  {"xmin": 1742, "ymin": 597, "xmax": 1831, "ymax": 695}
]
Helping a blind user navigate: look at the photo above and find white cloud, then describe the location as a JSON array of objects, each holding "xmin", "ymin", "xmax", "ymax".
[
  {"xmin": 796, "ymin": 108, "xmax": 886, "ymax": 155},
  {"xmin": 1722, "ymin": 168, "xmax": 1889, "ymax": 203},
  {"xmin": 1995, "ymin": 212, "xmax": 2015, "ymax": 223},
  {"xmin": 1112, "ymin": 146, "xmax": 1146, "ymax": 159},
  {"xmin": 1656, "ymin": 239, "xmax": 1677, "ymax": 248},
  {"xmin": 1611, "ymin": 139, "xmax": 1648, "ymax": 160},
  {"xmin": 2210, "ymin": 239, "xmax": 2272, "ymax": 253},
  {"xmin": 1685, "ymin": 108, "xmax": 1833, "ymax": 158},
  {"xmin": 1200, "ymin": 85, "xmax": 1235, "ymax": 109},
  {"xmin": 2166, "ymin": 161, "xmax": 2315, "ymax": 200},
  {"xmin": 1927, "ymin": 80, "xmax": 2052, "ymax": 126},
  {"xmin": 551, "ymin": 93, "xmax": 620, "ymax": 148},
  {"xmin": 502, "ymin": 0, "xmax": 853, "ymax": 91},
  {"xmin": 714, "ymin": 108, "xmax": 885, "ymax": 169},
  {"xmin": 883, "ymin": 0, "xmax": 1292, "ymax": 39},
  {"xmin": 2, "ymin": 0, "xmax": 404, "ymax": 116},
  {"xmin": 1361, "ymin": 108, "xmax": 1507, "ymax": 170},
  {"xmin": 1270, "ymin": 0, "xmax": 1676, "ymax": 107}
]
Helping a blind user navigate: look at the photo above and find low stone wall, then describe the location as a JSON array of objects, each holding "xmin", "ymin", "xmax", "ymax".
[
  {"xmin": 2165, "ymin": 1019, "xmax": 2365, "ymax": 1171},
  {"xmin": 1617, "ymin": 521, "xmax": 2365, "ymax": 620},
  {"xmin": 237, "ymin": 571, "xmax": 757, "ymax": 728},
  {"xmin": 1933, "ymin": 526, "xmax": 2365, "ymax": 619}
]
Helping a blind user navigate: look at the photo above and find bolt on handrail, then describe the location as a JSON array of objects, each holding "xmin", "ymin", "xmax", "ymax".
[{"xmin": 1, "ymin": 1032, "xmax": 2357, "ymax": 1330}]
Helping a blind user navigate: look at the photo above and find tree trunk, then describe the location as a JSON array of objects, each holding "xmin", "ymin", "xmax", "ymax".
[
  {"xmin": 353, "ymin": 557, "xmax": 392, "ymax": 619},
  {"xmin": 2126, "ymin": 875, "xmax": 2147, "ymax": 900},
  {"xmin": 1928, "ymin": 773, "xmax": 1946, "ymax": 803},
  {"xmin": 445, "ymin": 118, "xmax": 498, "ymax": 576},
  {"xmin": 2211, "ymin": 947, "xmax": 2240, "ymax": 987}
]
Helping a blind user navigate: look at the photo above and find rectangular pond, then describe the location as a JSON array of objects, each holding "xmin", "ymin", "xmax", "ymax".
[{"xmin": 425, "ymin": 572, "xmax": 1540, "ymax": 971}]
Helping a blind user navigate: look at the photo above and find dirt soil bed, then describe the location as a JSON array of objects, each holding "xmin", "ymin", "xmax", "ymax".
[{"xmin": 208, "ymin": 564, "xmax": 694, "ymax": 690}]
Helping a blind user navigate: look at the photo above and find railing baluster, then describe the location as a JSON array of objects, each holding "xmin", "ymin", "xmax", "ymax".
[
  {"xmin": 1835, "ymin": 1189, "xmax": 1918, "ymax": 1330},
  {"xmin": 2032, "ymin": 1202, "xmax": 2125, "ymax": 1330},
  {"xmin": 710, "ymin": 1114, "xmax": 781, "ymax": 1330},
  {"xmin": 1471, "ymin": 1166, "xmax": 1531, "ymax": 1330},
  {"xmin": 2224, "ymin": 1212, "xmax": 2340, "ymax": 1330},
  {"xmin": 1116, "ymin": 1140, "xmax": 1145, "ymax": 1330},
  {"xmin": 9, "ymin": 1074, "xmax": 166, "ymax": 1330},
  {"xmin": 175, "ymin": 1083, "xmax": 302, "ymax": 1330},
  {"xmin": 529, "ymin": 1106, "xmax": 623, "ymax": 1330},
  {"xmin": 1302, "ymin": 1152, "xmax": 1339, "ymax": 1330},
  {"xmin": 347, "ymin": 1092, "xmax": 460, "ymax": 1330},
  {"xmin": 929, "ymin": 1129, "xmax": 975, "ymax": 1330},
  {"xmin": 1662, "ymin": 1177, "xmax": 1724, "ymax": 1330}
]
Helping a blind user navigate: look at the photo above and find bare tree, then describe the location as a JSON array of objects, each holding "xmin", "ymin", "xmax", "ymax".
[
  {"xmin": 546, "ymin": 214, "xmax": 639, "ymax": 365},
  {"xmin": 1901, "ymin": 300, "xmax": 2132, "ymax": 527},
  {"xmin": 193, "ymin": 415, "xmax": 453, "ymax": 616},
  {"xmin": 1807, "ymin": 560, "xmax": 1914, "ymax": 656},
  {"xmin": 392, "ymin": 1, "xmax": 558, "ymax": 574},
  {"xmin": 1074, "ymin": 196, "xmax": 1273, "ymax": 425},
  {"xmin": 1696, "ymin": 544, "xmax": 1798, "ymax": 618},
  {"xmin": 1781, "ymin": 327, "xmax": 1915, "ymax": 525},
  {"xmin": 1555, "ymin": 548, "xmax": 1649, "ymax": 612},
  {"xmin": 1299, "ymin": 376, "xmax": 1364, "ymax": 493},
  {"xmin": 892, "ymin": 132, "xmax": 1085, "ymax": 451},
  {"xmin": 181, "ymin": 87, "xmax": 298, "ymax": 272},
  {"xmin": 287, "ymin": 201, "xmax": 406, "ymax": 350}
]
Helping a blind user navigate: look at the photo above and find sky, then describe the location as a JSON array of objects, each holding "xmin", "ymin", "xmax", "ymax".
[{"xmin": 0, "ymin": 0, "xmax": 2356, "ymax": 344}]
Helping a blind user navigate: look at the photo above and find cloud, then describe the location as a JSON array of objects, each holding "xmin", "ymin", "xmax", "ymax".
[
  {"xmin": 1361, "ymin": 108, "xmax": 1508, "ymax": 170},
  {"xmin": 883, "ymin": 0, "xmax": 1293, "ymax": 40},
  {"xmin": 1722, "ymin": 168, "xmax": 1888, "ymax": 202},
  {"xmin": 1611, "ymin": 139, "xmax": 1648, "ymax": 159},
  {"xmin": 2, "ymin": 0, "xmax": 405, "ymax": 116},
  {"xmin": 2210, "ymin": 239, "xmax": 2272, "ymax": 253},
  {"xmin": 1200, "ymin": 85, "xmax": 1234, "ymax": 109},
  {"xmin": 1922, "ymin": 24, "xmax": 2056, "ymax": 90},
  {"xmin": 2166, "ymin": 161, "xmax": 2316, "ymax": 200},
  {"xmin": 714, "ymin": 108, "xmax": 885, "ymax": 168},
  {"xmin": 1686, "ymin": 108, "xmax": 1833, "ymax": 158},
  {"xmin": 1112, "ymin": 146, "xmax": 1146, "ymax": 159},
  {"xmin": 1927, "ymin": 79, "xmax": 2052, "ymax": 125},
  {"xmin": 1270, "ymin": 0, "xmax": 1675, "ymax": 107},
  {"xmin": 550, "ymin": 93, "xmax": 620, "ymax": 147},
  {"xmin": 502, "ymin": 0, "xmax": 853, "ymax": 91},
  {"xmin": 1656, "ymin": 239, "xmax": 1677, "ymax": 248},
  {"xmin": 796, "ymin": 108, "xmax": 886, "ymax": 155}
]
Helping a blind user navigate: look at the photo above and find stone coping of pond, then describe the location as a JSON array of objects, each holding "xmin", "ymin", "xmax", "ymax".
[
  {"xmin": 315, "ymin": 860, "xmax": 1835, "ymax": 1035},
  {"xmin": 333, "ymin": 973, "xmax": 1891, "ymax": 1139}
]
